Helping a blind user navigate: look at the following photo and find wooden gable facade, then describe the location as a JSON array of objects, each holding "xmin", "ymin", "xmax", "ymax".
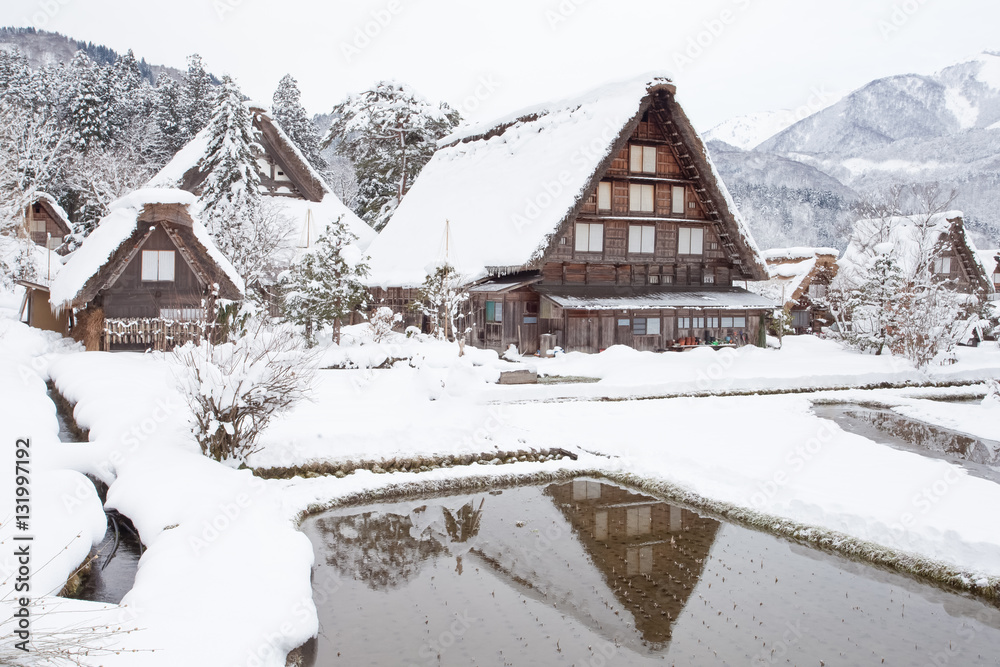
[
  {"xmin": 179, "ymin": 109, "xmax": 325, "ymax": 203},
  {"xmin": 465, "ymin": 90, "xmax": 772, "ymax": 354},
  {"xmin": 23, "ymin": 195, "xmax": 71, "ymax": 250},
  {"xmin": 932, "ymin": 216, "xmax": 994, "ymax": 295},
  {"xmin": 66, "ymin": 202, "xmax": 242, "ymax": 351}
]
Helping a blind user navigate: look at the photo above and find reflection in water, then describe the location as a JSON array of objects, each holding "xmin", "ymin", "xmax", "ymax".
[
  {"xmin": 313, "ymin": 499, "xmax": 485, "ymax": 590},
  {"xmin": 546, "ymin": 480, "xmax": 719, "ymax": 648},
  {"xmin": 813, "ymin": 403, "xmax": 1000, "ymax": 482},
  {"xmin": 301, "ymin": 480, "xmax": 1000, "ymax": 666}
]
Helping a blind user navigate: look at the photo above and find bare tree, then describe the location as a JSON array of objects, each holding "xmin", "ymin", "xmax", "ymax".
[{"xmin": 173, "ymin": 316, "xmax": 315, "ymax": 464}]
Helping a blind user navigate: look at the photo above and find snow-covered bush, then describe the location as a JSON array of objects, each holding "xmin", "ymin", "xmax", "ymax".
[
  {"xmin": 173, "ymin": 318, "xmax": 315, "ymax": 465},
  {"xmin": 417, "ymin": 263, "xmax": 470, "ymax": 342},
  {"xmin": 369, "ymin": 305, "xmax": 402, "ymax": 343},
  {"xmin": 983, "ymin": 379, "xmax": 1000, "ymax": 409}
]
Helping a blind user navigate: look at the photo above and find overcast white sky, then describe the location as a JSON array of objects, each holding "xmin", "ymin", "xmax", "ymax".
[{"xmin": 3, "ymin": 0, "xmax": 999, "ymax": 130}]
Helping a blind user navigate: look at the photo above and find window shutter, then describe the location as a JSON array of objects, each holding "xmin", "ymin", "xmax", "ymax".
[
  {"xmin": 141, "ymin": 251, "xmax": 159, "ymax": 281},
  {"xmin": 641, "ymin": 184, "xmax": 654, "ymax": 212},
  {"xmin": 598, "ymin": 182, "xmax": 611, "ymax": 210},
  {"xmin": 630, "ymin": 145, "xmax": 643, "ymax": 172},
  {"xmin": 641, "ymin": 226, "xmax": 655, "ymax": 254},
  {"xmin": 574, "ymin": 223, "xmax": 589, "ymax": 252},
  {"xmin": 589, "ymin": 223, "xmax": 604, "ymax": 252},
  {"xmin": 628, "ymin": 226, "xmax": 641, "ymax": 253},
  {"xmin": 642, "ymin": 146, "xmax": 656, "ymax": 174},
  {"xmin": 678, "ymin": 228, "xmax": 691, "ymax": 254},
  {"xmin": 690, "ymin": 228, "xmax": 704, "ymax": 255},
  {"xmin": 158, "ymin": 251, "xmax": 176, "ymax": 281},
  {"xmin": 672, "ymin": 186, "xmax": 685, "ymax": 214}
]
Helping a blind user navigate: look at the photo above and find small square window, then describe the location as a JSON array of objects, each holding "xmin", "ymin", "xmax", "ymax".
[
  {"xmin": 678, "ymin": 227, "xmax": 704, "ymax": 255},
  {"xmin": 629, "ymin": 145, "xmax": 656, "ymax": 174},
  {"xmin": 628, "ymin": 225, "xmax": 655, "ymax": 253},
  {"xmin": 703, "ymin": 274, "xmax": 715, "ymax": 284},
  {"xmin": 618, "ymin": 318, "xmax": 630, "ymax": 327},
  {"xmin": 575, "ymin": 222, "xmax": 604, "ymax": 252},
  {"xmin": 629, "ymin": 184, "xmax": 655, "ymax": 213},
  {"xmin": 648, "ymin": 275, "xmax": 660, "ymax": 285}
]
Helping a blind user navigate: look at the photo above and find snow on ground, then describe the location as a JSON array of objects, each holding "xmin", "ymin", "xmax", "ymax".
[
  {"xmin": 4, "ymin": 314, "xmax": 1000, "ymax": 664},
  {"xmin": 0, "ymin": 320, "xmax": 110, "ymax": 659}
]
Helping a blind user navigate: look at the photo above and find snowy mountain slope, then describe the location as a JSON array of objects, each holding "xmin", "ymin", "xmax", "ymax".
[
  {"xmin": 0, "ymin": 26, "xmax": 185, "ymax": 84},
  {"xmin": 704, "ymin": 110, "xmax": 802, "ymax": 151},
  {"xmin": 760, "ymin": 53, "xmax": 1000, "ymax": 157},
  {"xmin": 715, "ymin": 52, "xmax": 1000, "ymax": 250}
]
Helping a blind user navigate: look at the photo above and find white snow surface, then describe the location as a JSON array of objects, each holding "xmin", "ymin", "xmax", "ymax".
[
  {"xmin": 367, "ymin": 73, "xmax": 763, "ymax": 287},
  {"xmin": 50, "ymin": 188, "xmax": 244, "ymax": 309},
  {"xmin": 6, "ymin": 308, "xmax": 1000, "ymax": 664}
]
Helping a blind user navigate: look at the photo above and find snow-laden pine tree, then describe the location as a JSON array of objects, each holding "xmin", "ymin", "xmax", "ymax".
[
  {"xmin": 324, "ymin": 81, "xmax": 461, "ymax": 230},
  {"xmin": 281, "ymin": 219, "xmax": 370, "ymax": 346},
  {"xmin": 831, "ymin": 250, "xmax": 905, "ymax": 355},
  {"xmin": 151, "ymin": 75, "xmax": 186, "ymax": 162},
  {"xmin": 272, "ymin": 73, "xmax": 326, "ymax": 172},
  {"xmin": 197, "ymin": 75, "xmax": 276, "ymax": 284},
  {"xmin": 180, "ymin": 53, "xmax": 214, "ymax": 142},
  {"xmin": 66, "ymin": 51, "xmax": 110, "ymax": 152},
  {"xmin": 106, "ymin": 50, "xmax": 146, "ymax": 147}
]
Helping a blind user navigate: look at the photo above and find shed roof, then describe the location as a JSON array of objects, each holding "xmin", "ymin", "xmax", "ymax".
[{"xmin": 533, "ymin": 285, "xmax": 776, "ymax": 311}]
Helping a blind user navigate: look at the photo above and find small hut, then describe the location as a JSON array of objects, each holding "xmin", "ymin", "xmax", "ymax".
[
  {"xmin": 50, "ymin": 188, "xmax": 244, "ymax": 351},
  {"xmin": 747, "ymin": 247, "xmax": 839, "ymax": 333}
]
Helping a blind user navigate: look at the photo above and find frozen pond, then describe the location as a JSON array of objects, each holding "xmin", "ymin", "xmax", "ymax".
[
  {"xmin": 812, "ymin": 402, "xmax": 1000, "ymax": 483},
  {"xmin": 300, "ymin": 479, "xmax": 1000, "ymax": 666}
]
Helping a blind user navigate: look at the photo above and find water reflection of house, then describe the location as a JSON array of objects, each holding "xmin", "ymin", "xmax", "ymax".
[{"xmin": 545, "ymin": 480, "xmax": 719, "ymax": 648}]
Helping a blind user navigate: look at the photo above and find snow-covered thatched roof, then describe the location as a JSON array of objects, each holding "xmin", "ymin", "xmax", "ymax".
[
  {"xmin": 147, "ymin": 106, "xmax": 375, "ymax": 253},
  {"xmin": 366, "ymin": 73, "xmax": 765, "ymax": 287},
  {"xmin": 748, "ymin": 247, "xmax": 839, "ymax": 307},
  {"xmin": 30, "ymin": 192, "xmax": 72, "ymax": 235},
  {"xmin": 50, "ymin": 188, "xmax": 244, "ymax": 310},
  {"xmin": 838, "ymin": 211, "xmax": 992, "ymax": 292}
]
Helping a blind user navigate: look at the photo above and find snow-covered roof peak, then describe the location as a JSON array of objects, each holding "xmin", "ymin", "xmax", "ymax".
[{"xmin": 441, "ymin": 72, "xmax": 674, "ymax": 147}]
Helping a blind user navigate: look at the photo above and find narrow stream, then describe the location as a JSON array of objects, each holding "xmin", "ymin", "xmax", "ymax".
[
  {"xmin": 300, "ymin": 479, "xmax": 1000, "ymax": 666},
  {"xmin": 812, "ymin": 402, "xmax": 1000, "ymax": 483},
  {"xmin": 47, "ymin": 384, "xmax": 143, "ymax": 605}
]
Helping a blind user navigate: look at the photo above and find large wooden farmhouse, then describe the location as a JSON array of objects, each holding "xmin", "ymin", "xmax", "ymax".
[
  {"xmin": 50, "ymin": 189, "xmax": 244, "ymax": 351},
  {"xmin": 747, "ymin": 247, "xmax": 839, "ymax": 333},
  {"xmin": 366, "ymin": 75, "xmax": 774, "ymax": 353}
]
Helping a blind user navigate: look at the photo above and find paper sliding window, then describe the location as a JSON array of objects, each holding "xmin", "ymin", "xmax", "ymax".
[
  {"xmin": 597, "ymin": 181, "xmax": 612, "ymax": 210},
  {"xmin": 575, "ymin": 222, "xmax": 604, "ymax": 252},
  {"xmin": 628, "ymin": 225, "xmax": 655, "ymax": 254},
  {"xmin": 677, "ymin": 227, "xmax": 704, "ymax": 255},
  {"xmin": 629, "ymin": 145, "xmax": 657, "ymax": 174},
  {"xmin": 629, "ymin": 184, "xmax": 655, "ymax": 213},
  {"xmin": 672, "ymin": 186, "xmax": 685, "ymax": 214},
  {"xmin": 141, "ymin": 250, "xmax": 176, "ymax": 281}
]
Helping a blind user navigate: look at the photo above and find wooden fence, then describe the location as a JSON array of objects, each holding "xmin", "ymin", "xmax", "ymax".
[{"xmin": 103, "ymin": 318, "xmax": 208, "ymax": 351}]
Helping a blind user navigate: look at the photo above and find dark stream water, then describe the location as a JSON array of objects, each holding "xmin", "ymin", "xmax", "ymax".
[
  {"xmin": 300, "ymin": 480, "xmax": 1000, "ymax": 666},
  {"xmin": 48, "ymin": 385, "xmax": 143, "ymax": 605},
  {"xmin": 812, "ymin": 402, "xmax": 1000, "ymax": 483}
]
